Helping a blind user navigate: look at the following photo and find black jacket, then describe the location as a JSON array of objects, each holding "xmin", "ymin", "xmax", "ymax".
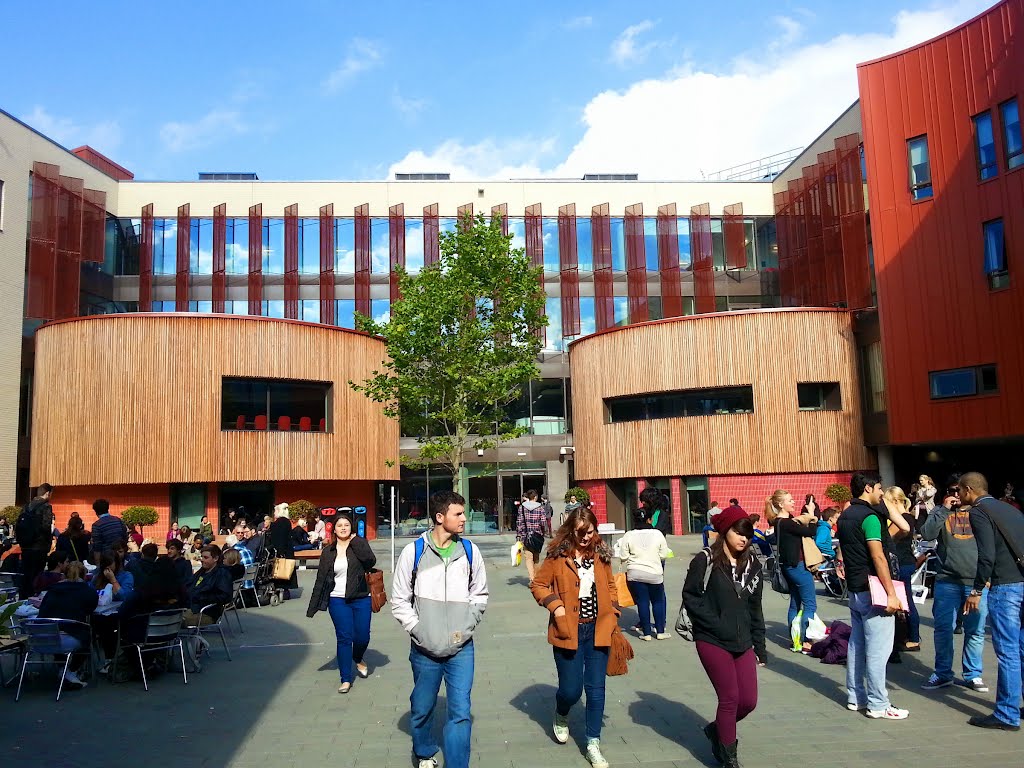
[
  {"xmin": 970, "ymin": 496, "xmax": 1024, "ymax": 590},
  {"xmin": 55, "ymin": 532, "xmax": 91, "ymax": 563},
  {"xmin": 38, "ymin": 580, "xmax": 98, "ymax": 643},
  {"xmin": 776, "ymin": 517, "xmax": 817, "ymax": 568},
  {"xmin": 306, "ymin": 537, "xmax": 376, "ymax": 617},
  {"xmin": 682, "ymin": 550, "xmax": 766, "ymax": 661},
  {"xmin": 268, "ymin": 517, "xmax": 294, "ymax": 558},
  {"xmin": 188, "ymin": 565, "xmax": 233, "ymax": 617}
]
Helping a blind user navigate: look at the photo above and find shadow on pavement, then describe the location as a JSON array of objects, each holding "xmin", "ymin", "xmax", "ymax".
[
  {"xmin": 627, "ymin": 690, "xmax": 716, "ymax": 766},
  {"xmin": 509, "ymin": 682, "xmax": 559, "ymax": 743}
]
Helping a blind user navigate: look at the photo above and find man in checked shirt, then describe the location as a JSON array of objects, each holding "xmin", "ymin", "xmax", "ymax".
[{"xmin": 517, "ymin": 489, "xmax": 547, "ymax": 581}]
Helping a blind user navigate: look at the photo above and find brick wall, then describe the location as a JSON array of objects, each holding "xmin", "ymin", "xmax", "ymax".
[
  {"xmin": 49, "ymin": 484, "xmax": 173, "ymax": 541},
  {"xmin": 577, "ymin": 480, "xmax": 607, "ymax": 524},
  {"xmin": 709, "ymin": 472, "xmax": 853, "ymax": 530}
]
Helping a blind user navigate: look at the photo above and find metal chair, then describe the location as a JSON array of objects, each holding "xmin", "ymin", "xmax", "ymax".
[
  {"xmin": 223, "ymin": 579, "xmax": 244, "ymax": 633},
  {"xmin": 182, "ymin": 602, "xmax": 233, "ymax": 662},
  {"xmin": 15, "ymin": 618, "xmax": 95, "ymax": 701},
  {"xmin": 239, "ymin": 564, "xmax": 262, "ymax": 608},
  {"xmin": 121, "ymin": 609, "xmax": 188, "ymax": 691}
]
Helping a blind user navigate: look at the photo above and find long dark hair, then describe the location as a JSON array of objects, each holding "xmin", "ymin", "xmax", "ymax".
[
  {"xmin": 709, "ymin": 516, "xmax": 755, "ymax": 572},
  {"xmin": 546, "ymin": 507, "xmax": 610, "ymax": 563}
]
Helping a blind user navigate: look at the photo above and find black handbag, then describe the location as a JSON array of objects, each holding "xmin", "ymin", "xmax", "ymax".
[
  {"xmin": 525, "ymin": 530, "xmax": 545, "ymax": 552},
  {"xmin": 769, "ymin": 557, "xmax": 789, "ymax": 594}
]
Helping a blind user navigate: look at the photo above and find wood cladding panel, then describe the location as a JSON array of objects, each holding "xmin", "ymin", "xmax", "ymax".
[
  {"xmin": 30, "ymin": 315, "xmax": 399, "ymax": 486},
  {"xmin": 569, "ymin": 309, "xmax": 873, "ymax": 480}
]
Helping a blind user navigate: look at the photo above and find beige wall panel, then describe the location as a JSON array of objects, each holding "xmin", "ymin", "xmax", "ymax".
[
  {"xmin": 569, "ymin": 309, "xmax": 874, "ymax": 480},
  {"xmin": 30, "ymin": 315, "xmax": 399, "ymax": 486}
]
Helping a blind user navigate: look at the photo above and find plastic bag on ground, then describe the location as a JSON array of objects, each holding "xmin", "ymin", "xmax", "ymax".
[{"xmin": 805, "ymin": 613, "xmax": 828, "ymax": 642}]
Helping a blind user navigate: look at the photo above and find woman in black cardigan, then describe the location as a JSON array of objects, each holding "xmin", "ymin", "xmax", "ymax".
[
  {"xmin": 268, "ymin": 504, "xmax": 298, "ymax": 591},
  {"xmin": 766, "ymin": 489, "xmax": 819, "ymax": 652},
  {"xmin": 306, "ymin": 513, "xmax": 376, "ymax": 693}
]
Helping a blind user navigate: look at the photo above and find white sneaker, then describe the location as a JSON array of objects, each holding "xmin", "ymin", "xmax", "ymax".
[
  {"xmin": 417, "ymin": 759, "xmax": 438, "ymax": 768},
  {"xmin": 847, "ymin": 703, "xmax": 864, "ymax": 711},
  {"xmin": 63, "ymin": 670, "xmax": 87, "ymax": 688},
  {"xmin": 656, "ymin": 633, "xmax": 673, "ymax": 640},
  {"xmin": 965, "ymin": 678, "xmax": 989, "ymax": 692},
  {"xmin": 865, "ymin": 706, "xmax": 909, "ymax": 720},
  {"xmin": 586, "ymin": 739, "xmax": 609, "ymax": 768},
  {"xmin": 639, "ymin": 635, "xmax": 652, "ymax": 641},
  {"xmin": 553, "ymin": 711, "xmax": 569, "ymax": 744}
]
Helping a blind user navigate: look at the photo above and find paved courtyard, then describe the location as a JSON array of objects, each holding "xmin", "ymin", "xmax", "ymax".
[{"xmin": 6, "ymin": 534, "xmax": 1022, "ymax": 768}]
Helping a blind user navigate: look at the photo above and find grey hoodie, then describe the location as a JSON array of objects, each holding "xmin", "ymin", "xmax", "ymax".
[{"xmin": 919, "ymin": 504, "xmax": 978, "ymax": 586}]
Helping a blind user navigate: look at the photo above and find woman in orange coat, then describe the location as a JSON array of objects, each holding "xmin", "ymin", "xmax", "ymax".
[{"xmin": 530, "ymin": 507, "xmax": 620, "ymax": 768}]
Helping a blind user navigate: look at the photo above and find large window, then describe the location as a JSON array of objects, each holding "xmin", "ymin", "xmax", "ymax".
[
  {"xmin": 606, "ymin": 386, "xmax": 754, "ymax": 423},
  {"xmin": 226, "ymin": 218, "xmax": 249, "ymax": 274},
  {"xmin": 643, "ymin": 218, "xmax": 659, "ymax": 271},
  {"xmin": 335, "ymin": 218, "xmax": 355, "ymax": 272},
  {"xmin": 1001, "ymin": 98, "xmax": 1023, "ymax": 170},
  {"xmin": 222, "ymin": 377, "xmax": 331, "ymax": 431},
  {"xmin": 907, "ymin": 135, "xmax": 933, "ymax": 200},
  {"xmin": 405, "ymin": 218, "xmax": 424, "ymax": 273},
  {"xmin": 974, "ymin": 111, "xmax": 998, "ymax": 181},
  {"xmin": 797, "ymin": 382, "xmax": 842, "ymax": 411},
  {"xmin": 610, "ymin": 217, "xmax": 625, "ymax": 270},
  {"xmin": 576, "ymin": 217, "xmax": 593, "ymax": 271},
  {"xmin": 153, "ymin": 218, "xmax": 177, "ymax": 274},
  {"xmin": 299, "ymin": 218, "xmax": 319, "ymax": 274},
  {"xmin": 262, "ymin": 218, "xmax": 284, "ymax": 273},
  {"xmin": 677, "ymin": 218, "xmax": 691, "ymax": 270},
  {"xmin": 542, "ymin": 218, "xmax": 560, "ymax": 271},
  {"xmin": 190, "ymin": 218, "xmax": 213, "ymax": 274},
  {"xmin": 983, "ymin": 218, "xmax": 1008, "ymax": 290},
  {"xmin": 929, "ymin": 365, "xmax": 997, "ymax": 400}
]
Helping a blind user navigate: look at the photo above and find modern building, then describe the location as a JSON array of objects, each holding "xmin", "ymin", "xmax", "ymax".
[{"xmin": 1, "ymin": 0, "xmax": 1020, "ymax": 537}]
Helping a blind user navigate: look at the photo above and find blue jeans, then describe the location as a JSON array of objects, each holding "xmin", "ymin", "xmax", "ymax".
[
  {"xmin": 846, "ymin": 590, "xmax": 896, "ymax": 712},
  {"xmin": 409, "ymin": 641, "xmax": 474, "ymax": 768},
  {"xmin": 627, "ymin": 580, "xmax": 667, "ymax": 636},
  {"xmin": 932, "ymin": 580, "xmax": 987, "ymax": 682},
  {"xmin": 986, "ymin": 582, "xmax": 1024, "ymax": 726},
  {"xmin": 327, "ymin": 596, "xmax": 371, "ymax": 683},
  {"xmin": 897, "ymin": 564, "xmax": 921, "ymax": 643},
  {"xmin": 553, "ymin": 621, "xmax": 608, "ymax": 740},
  {"xmin": 783, "ymin": 563, "xmax": 817, "ymax": 644}
]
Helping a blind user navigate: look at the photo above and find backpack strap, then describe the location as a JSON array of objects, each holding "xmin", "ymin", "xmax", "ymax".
[
  {"xmin": 411, "ymin": 535, "xmax": 476, "ymax": 594},
  {"xmin": 462, "ymin": 537, "xmax": 474, "ymax": 589}
]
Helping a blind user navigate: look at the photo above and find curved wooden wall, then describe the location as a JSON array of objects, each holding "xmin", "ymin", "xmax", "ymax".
[
  {"xmin": 30, "ymin": 314, "xmax": 399, "ymax": 486},
  {"xmin": 569, "ymin": 308, "xmax": 874, "ymax": 480}
]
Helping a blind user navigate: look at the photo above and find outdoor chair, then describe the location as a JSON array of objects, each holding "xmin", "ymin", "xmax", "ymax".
[
  {"xmin": 120, "ymin": 609, "xmax": 188, "ymax": 691},
  {"xmin": 182, "ymin": 602, "xmax": 233, "ymax": 663},
  {"xmin": 277, "ymin": 415, "xmax": 291, "ymax": 431},
  {"xmin": 239, "ymin": 564, "xmax": 262, "ymax": 608},
  {"xmin": 254, "ymin": 415, "xmax": 268, "ymax": 430},
  {"xmin": 0, "ymin": 571, "xmax": 20, "ymax": 601},
  {"xmin": 222, "ymin": 579, "xmax": 244, "ymax": 634},
  {"xmin": 299, "ymin": 416, "xmax": 311, "ymax": 431},
  {"xmin": 15, "ymin": 618, "xmax": 96, "ymax": 702},
  {"xmin": 235, "ymin": 414, "xmax": 246, "ymax": 430}
]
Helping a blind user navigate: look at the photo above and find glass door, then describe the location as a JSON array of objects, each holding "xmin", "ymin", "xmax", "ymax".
[{"xmin": 498, "ymin": 471, "xmax": 548, "ymax": 532}]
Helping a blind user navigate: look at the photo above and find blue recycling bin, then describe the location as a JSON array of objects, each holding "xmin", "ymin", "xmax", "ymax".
[{"xmin": 353, "ymin": 506, "xmax": 367, "ymax": 538}]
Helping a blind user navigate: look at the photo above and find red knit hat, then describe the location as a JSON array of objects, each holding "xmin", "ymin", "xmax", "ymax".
[{"xmin": 712, "ymin": 505, "xmax": 749, "ymax": 535}]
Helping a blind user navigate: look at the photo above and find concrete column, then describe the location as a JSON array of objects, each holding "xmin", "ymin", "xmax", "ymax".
[
  {"xmin": 546, "ymin": 460, "xmax": 569, "ymax": 512},
  {"xmin": 877, "ymin": 445, "xmax": 895, "ymax": 488}
]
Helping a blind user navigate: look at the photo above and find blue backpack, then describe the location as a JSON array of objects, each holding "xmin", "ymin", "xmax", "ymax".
[{"xmin": 411, "ymin": 536, "xmax": 475, "ymax": 591}]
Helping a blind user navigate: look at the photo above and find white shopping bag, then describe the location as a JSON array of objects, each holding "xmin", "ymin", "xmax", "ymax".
[{"xmin": 510, "ymin": 541, "xmax": 523, "ymax": 567}]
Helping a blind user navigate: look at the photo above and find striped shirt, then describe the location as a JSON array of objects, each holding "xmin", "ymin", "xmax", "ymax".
[{"xmin": 90, "ymin": 514, "xmax": 128, "ymax": 559}]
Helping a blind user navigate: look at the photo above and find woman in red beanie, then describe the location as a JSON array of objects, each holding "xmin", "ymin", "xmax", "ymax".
[{"xmin": 683, "ymin": 506, "xmax": 766, "ymax": 768}]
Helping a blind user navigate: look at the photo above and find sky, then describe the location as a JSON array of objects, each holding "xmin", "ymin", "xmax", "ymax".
[{"xmin": 0, "ymin": 0, "xmax": 996, "ymax": 181}]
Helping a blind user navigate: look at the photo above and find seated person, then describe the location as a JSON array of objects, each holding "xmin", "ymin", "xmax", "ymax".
[
  {"xmin": 231, "ymin": 525, "xmax": 256, "ymax": 587},
  {"xmin": 93, "ymin": 550, "xmax": 135, "ymax": 604},
  {"xmin": 127, "ymin": 542, "xmax": 159, "ymax": 583},
  {"xmin": 748, "ymin": 514, "xmax": 774, "ymax": 558},
  {"xmin": 187, "ymin": 534, "xmax": 205, "ymax": 568},
  {"xmin": 122, "ymin": 555, "xmax": 187, "ymax": 616},
  {"xmin": 291, "ymin": 518, "xmax": 313, "ymax": 549},
  {"xmin": 311, "ymin": 513, "xmax": 326, "ymax": 547},
  {"xmin": 37, "ymin": 561, "xmax": 98, "ymax": 689},
  {"xmin": 33, "ymin": 550, "xmax": 70, "ymax": 594},
  {"xmin": 258, "ymin": 514, "xmax": 273, "ymax": 533},
  {"xmin": 815, "ymin": 507, "xmax": 840, "ymax": 558},
  {"xmin": 221, "ymin": 547, "xmax": 246, "ymax": 582},
  {"xmin": 198, "ymin": 515, "xmax": 215, "ymax": 545},
  {"xmin": 185, "ymin": 545, "xmax": 233, "ymax": 626},
  {"xmin": 165, "ymin": 539, "xmax": 194, "ymax": 586}
]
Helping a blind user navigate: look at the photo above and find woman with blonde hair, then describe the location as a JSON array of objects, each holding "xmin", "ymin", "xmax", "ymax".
[
  {"xmin": 530, "ymin": 507, "xmax": 619, "ymax": 768},
  {"xmin": 885, "ymin": 486, "xmax": 921, "ymax": 652},
  {"xmin": 916, "ymin": 475, "xmax": 937, "ymax": 512},
  {"xmin": 766, "ymin": 489, "xmax": 819, "ymax": 652}
]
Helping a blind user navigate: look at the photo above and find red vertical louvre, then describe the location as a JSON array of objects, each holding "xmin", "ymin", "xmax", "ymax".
[
  {"xmin": 558, "ymin": 204, "xmax": 580, "ymax": 338},
  {"xmin": 803, "ymin": 164, "xmax": 825, "ymax": 307},
  {"xmin": 355, "ymin": 203, "xmax": 371, "ymax": 317},
  {"xmin": 457, "ymin": 202, "xmax": 473, "ymax": 231},
  {"xmin": 836, "ymin": 133, "xmax": 871, "ymax": 310},
  {"xmin": 818, "ymin": 150, "xmax": 844, "ymax": 307},
  {"xmin": 787, "ymin": 179, "xmax": 809, "ymax": 307},
  {"xmin": 25, "ymin": 162, "xmax": 60, "ymax": 319},
  {"xmin": 624, "ymin": 203, "xmax": 648, "ymax": 324},
  {"xmin": 524, "ymin": 203, "xmax": 545, "ymax": 345},
  {"xmin": 723, "ymin": 203, "xmax": 746, "ymax": 270},
  {"xmin": 592, "ymin": 203, "xmax": 613, "ymax": 331},
  {"xmin": 140, "ymin": 203, "xmax": 155, "ymax": 312},
  {"xmin": 690, "ymin": 203, "xmax": 715, "ymax": 314},
  {"xmin": 284, "ymin": 203, "xmax": 299, "ymax": 319},
  {"xmin": 81, "ymin": 189, "xmax": 106, "ymax": 265},
  {"xmin": 774, "ymin": 191, "xmax": 794, "ymax": 307},
  {"xmin": 319, "ymin": 203, "xmax": 335, "ymax": 325},
  {"xmin": 491, "ymin": 203, "xmax": 509, "ymax": 236},
  {"xmin": 423, "ymin": 203, "xmax": 439, "ymax": 267},
  {"xmin": 389, "ymin": 203, "xmax": 405, "ymax": 303},
  {"xmin": 175, "ymin": 203, "xmax": 191, "ymax": 311},
  {"xmin": 54, "ymin": 175, "xmax": 84, "ymax": 320},
  {"xmin": 656, "ymin": 203, "xmax": 683, "ymax": 318},
  {"xmin": 248, "ymin": 203, "xmax": 263, "ymax": 315},
  {"xmin": 212, "ymin": 203, "xmax": 227, "ymax": 313}
]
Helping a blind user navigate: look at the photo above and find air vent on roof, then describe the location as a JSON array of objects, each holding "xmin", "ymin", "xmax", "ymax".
[
  {"xmin": 395, "ymin": 172, "xmax": 451, "ymax": 181},
  {"xmin": 198, "ymin": 172, "xmax": 259, "ymax": 181},
  {"xmin": 582, "ymin": 173, "xmax": 638, "ymax": 181}
]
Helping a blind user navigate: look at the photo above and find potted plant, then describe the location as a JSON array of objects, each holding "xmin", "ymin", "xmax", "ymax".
[
  {"xmin": 288, "ymin": 499, "xmax": 317, "ymax": 527},
  {"xmin": 564, "ymin": 487, "xmax": 591, "ymax": 505},
  {"xmin": 122, "ymin": 505, "xmax": 159, "ymax": 538},
  {"xmin": 825, "ymin": 483, "xmax": 853, "ymax": 510},
  {"xmin": 0, "ymin": 505, "xmax": 21, "ymax": 529}
]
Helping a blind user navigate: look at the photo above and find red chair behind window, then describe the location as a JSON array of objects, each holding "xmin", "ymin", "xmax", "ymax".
[
  {"xmin": 254, "ymin": 415, "xmax": 268, "ymax": 431},
  {"xmin": 299, "ymin": 417, "xmax": 311, "ymax": 432},
  {"xmin": 277, "ymin": 415, "xmax": 291, "ymax": 432},
  {"xmin": 235, "ymin": 415, "xmax": 246, "ymax": 430},
  {"xmin": 319, "ymin": 418, "xmax": 326, "ymax": 432}
]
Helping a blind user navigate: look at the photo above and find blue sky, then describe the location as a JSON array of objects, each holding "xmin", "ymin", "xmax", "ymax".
[{"xmin": 1, "ymin": 0, "xmax": 993, "ymax": 180}]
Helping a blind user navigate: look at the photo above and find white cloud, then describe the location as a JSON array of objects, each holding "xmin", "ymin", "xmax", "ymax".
[
  {"xmin": 324, "ymin": 39, "xmax": 383, "ymax": 92},
  {"xmin": 386, "ymin": 137, "xmax": 557, "ymax": 181},
  {"xmin": 392, "ymin": 87, "xmax": 427, "ymax": 120},
  {"xmin": 160, "ymin": 109, "xmax": 247, "ymax": 153},
  {"xmin": 610, "ymin": 20, "xmax": 658, "ymax": 66},
  {"xmin": 772, "ymin": 15, "xmax": 804, "ymax": 47},
  {"xmin": 564, "ymin": 15, "xmax": 593, "ymax": 30},
  {"xmin": 22, "ymin": 106, "xmax": 122, "ymax": 152}
]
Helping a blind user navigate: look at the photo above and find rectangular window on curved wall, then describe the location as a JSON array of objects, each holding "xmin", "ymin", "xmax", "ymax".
[
  {"xmin": 222, "ymin": 376, "xmax": 331, "ymax": 432},
  {"xmin": 263, "ymin": 218, "xmax": 284, "ymax": 273},
  {"xmin": 578, "ymin": 296, "xmax": 595, "ymax": 337},
  {"xmin": 797, "ymin": 382, "xmax": 841, "ymax": 411},
  {"xmin": 190, "ymin": 218, "xmax": 213, "ymax": 274},
  {"xmin": 929, "ymin": 364, "xmax": 997, "ymax": 400},
  {"xmin": 335, "ymin": 218, "xmax": 355, "ymax": 272},
  {"xmin": 605, "ymin": 386, "xmax": 754, "ymax": 423},
  {"xmin": 263, "ymin": 300, "xmax": 284, "ymax": 318},
  {"xmin": 907, "ymin": 135, "xmax": 933, "ymax": 200},
  {"xmin": 336, "ymin": 299, "xmax": 356, "ymax": 329},
  {"xmin": 298, "ymin": 218, "xmax": 319, "ymax": 274},
  {"xmin": 299, "ymin": 299, "xmax": 319, "ymax": 323},
  {"xmin": 1001, "ymin": 99, "xmax": 1023, "ymax": 171},
  {"xmin": 226, "ymin": 218, "xmax": 249, "ymax": 275},
  {"xmin": 542, "ymin": 218, "xmax": 560, "ymax": 271},
  {"xmin": 983, "ymin": 218, "xmax": 1008, "ymax": 290},
  {"xmin": 973, "ymin": 111, "xmax": 998, "ymax": 181}
]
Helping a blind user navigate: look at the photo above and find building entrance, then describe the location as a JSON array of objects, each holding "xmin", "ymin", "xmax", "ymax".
[
  {"xmin": 218, "ymin": 482, "xmax": 275, "ymax": 533},
  {"xmin": 498, "ymin": 471, "xmax": 546, "ymax": 532}
]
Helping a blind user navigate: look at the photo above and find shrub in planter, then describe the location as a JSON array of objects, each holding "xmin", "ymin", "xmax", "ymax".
[
  {"xmin": 825, "ymin": 483, "xmax": 852, "ymax": 506},
  {"xmin": 0, "ymin": 505, "xmax": 21, "ymax": 528},
  {"xmin": 564, "ymin": 487, "xmax": 591, "ymax": 504},
  {"xmin": 122, "ymin": 505, "xmax": 159, "ymax": 536},
  {"xmin": 288, "ymin": 499, "xmax": 317, "ymax": 525}
]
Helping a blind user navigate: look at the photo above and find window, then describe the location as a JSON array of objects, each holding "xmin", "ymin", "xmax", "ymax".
[
  {"xmin": 298, "ymin": 218, "xmax": 319, "ymax": 274},
  {"xmin": 929, "ymin": 364, "xmax": 997, "ymax": 399},
  {"xmin": 576, "ymin": 217, "xmax": 593, "ymax": 271},
  {"xmin": 974, "ymin": 112, "xmax": 998, "ymax": 180},
  {"xmin": 542, "ymin": 218, "xmax": 560, "ymax": 271},
  {"xmin": 222, "ymin": 377, "xmax": 331, "ymax": 431},
  {"xmin": 226, "ymin": 218, "xmax": 249, "ymax": 275},
  {"xmin": 606, "ymin": 386, "xmax": 754, "ymax": 423},
  {"xmin": 907, "ymin": 135, "xmax": 933, "ymax": 200},
  {"xmin": 189, "ymin": 218, "xmax": 213, "ymax": 274},
  {"xmin": 335, "ymin": 218, "xmax": 355, "ymax": 272},
  {"xmin": 262, "ymin": 218, "xmax": 285, "ymax": 274},
  {"xmin": 983, "ymin": 218, "xmax": 1008, "ymax": 290},
  {"xmin": 1001, "ymin": 99, "xmax": 1023, "ymax": 170},
  {"xmin": 797, "ymin": 382, "xmax": 842, "ymax": 411}
]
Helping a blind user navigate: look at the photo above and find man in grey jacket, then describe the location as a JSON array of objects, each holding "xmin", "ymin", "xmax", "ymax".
[
  {"xmin": 919, "ymin": 481, "xmax": 988, "ymax": 693},
  {"xmin": 392, "ymin": 490, "xmax": 488, "ymax": 768}
]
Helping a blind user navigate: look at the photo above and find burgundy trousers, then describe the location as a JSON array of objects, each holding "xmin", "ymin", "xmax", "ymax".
[{"xmin": 695, "ymin": 641, "xmax": 758, "ymax": 745}]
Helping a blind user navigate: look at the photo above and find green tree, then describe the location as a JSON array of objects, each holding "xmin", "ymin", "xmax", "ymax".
[
  {"xmin": 122, "ymin": 506, "xmax": 159, "ymax": 536},
  {"xmin": 353, "ymin": 212, "xmax": 546, "ymax": 494}
]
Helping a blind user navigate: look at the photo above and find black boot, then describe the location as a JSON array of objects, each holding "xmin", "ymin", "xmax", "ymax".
[
  {"xmin": 721, "ymin": 739, "xmax": 741, "ymax": 768},
  {"xmin": 702, "ymin": 722, "xmax": 724, "ymax": 765}
]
